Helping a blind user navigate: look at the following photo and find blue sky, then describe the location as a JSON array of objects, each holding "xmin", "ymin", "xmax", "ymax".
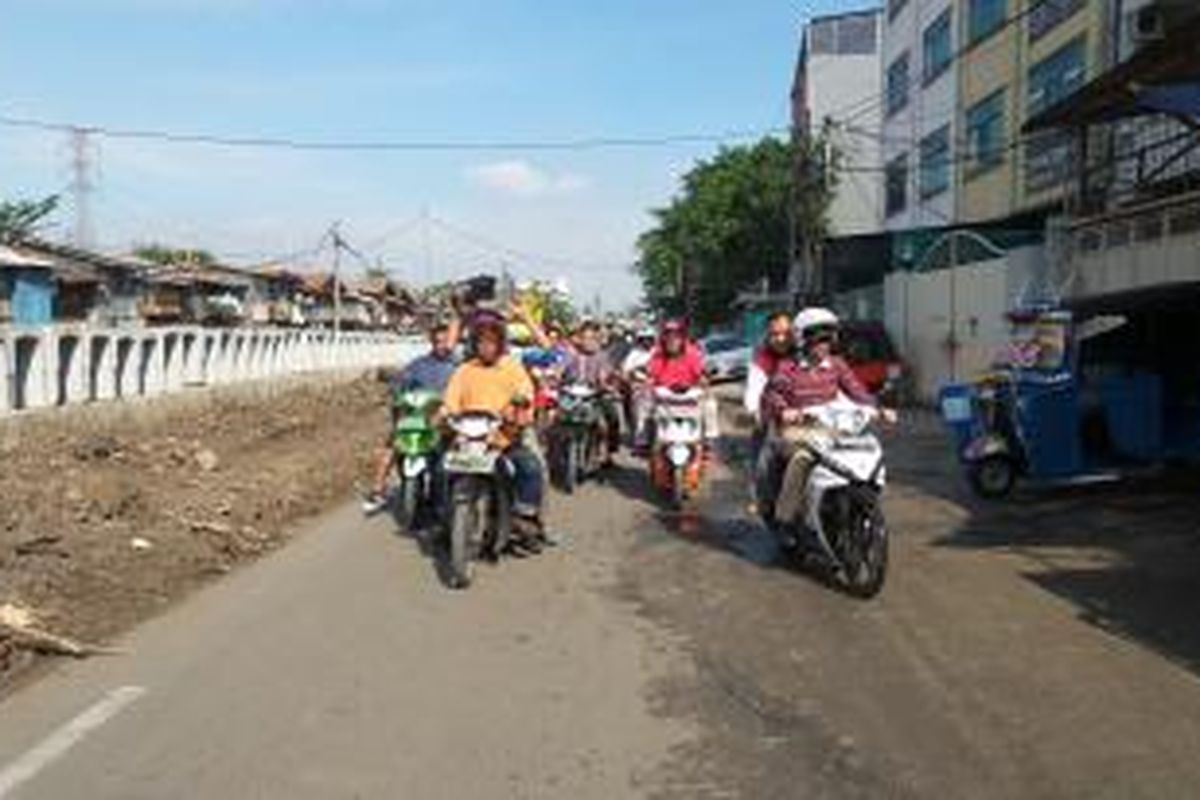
[{"xmin": 1, "ymin": 0, "xmax": 858, "ymax": 307}]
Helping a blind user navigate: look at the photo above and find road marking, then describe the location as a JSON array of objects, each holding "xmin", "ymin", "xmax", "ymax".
[{"xmin": 0, "ymin": 686, "xmax": 146, "ymax": 798}]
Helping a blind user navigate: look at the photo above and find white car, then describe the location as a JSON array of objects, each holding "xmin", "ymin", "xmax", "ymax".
[{"xmin": 702, "ymin": 334, "xmax": 751, "ymax": 382}]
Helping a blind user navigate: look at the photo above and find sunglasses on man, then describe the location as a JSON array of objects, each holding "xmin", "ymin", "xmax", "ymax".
[{"xmin": 807, "ymin": 324, "xmax": 838, "ymax": 344}]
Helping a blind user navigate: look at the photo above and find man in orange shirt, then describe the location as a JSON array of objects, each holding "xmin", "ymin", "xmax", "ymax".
[{"xmin": 441, "ymin": 310, "xmax": 548, "ymax": 549}]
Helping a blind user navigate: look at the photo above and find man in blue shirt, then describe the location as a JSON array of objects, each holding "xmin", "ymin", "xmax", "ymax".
[{"xmin": 363, "ymin": 320, "xmax": 460, "ymax": 514}]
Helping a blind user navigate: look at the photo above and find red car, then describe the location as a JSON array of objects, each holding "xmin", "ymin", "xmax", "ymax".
[{"xmin": 839, "ymin": 322, "xmax": 906, "ymax": 402}]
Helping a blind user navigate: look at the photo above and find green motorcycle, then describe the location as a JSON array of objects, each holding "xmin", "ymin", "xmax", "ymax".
[
  {"xmin": 392, "ymin": 388, "xmax": 443, "ymax": 529},
  {"xmin": 552, "ymin": 382, "xmax": 609, "ymax": 494}
]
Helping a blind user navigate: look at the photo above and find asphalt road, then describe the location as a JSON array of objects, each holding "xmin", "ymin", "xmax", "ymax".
[{"xmin": 4, "ymin": 406, "xmax": 1200, "ymax": 798}]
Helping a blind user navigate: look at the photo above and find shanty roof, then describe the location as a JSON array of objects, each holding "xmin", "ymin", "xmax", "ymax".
[
  {"xmin": 145, "ymin": 266, "xmax": 252, "ymax": 290},
  {"xmin": 0, "ymin": 244, "xmax": 54, "ymax": 270},
  {"xmin": 16, "ymin": 238, "xmax": 150, "ymax": 276},
  {"xmin": 1024, "ymin": 12, "xmax": 1200, "ymax": 132}
]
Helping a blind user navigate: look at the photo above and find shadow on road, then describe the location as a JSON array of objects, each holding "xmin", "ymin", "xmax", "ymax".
[{"xmin": 892, "ymin": 410, "xmax": 1200, "ymax": 677}]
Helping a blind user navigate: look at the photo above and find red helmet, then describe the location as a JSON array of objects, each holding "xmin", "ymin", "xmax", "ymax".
[{"xmin": 659, "ymin": 318, "xmax": 688, "ymax": 338}]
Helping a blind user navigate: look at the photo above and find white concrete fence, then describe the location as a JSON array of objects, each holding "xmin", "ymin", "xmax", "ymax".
[{"xmin": 0, "ymin": 324, "xmax": 425, "ymax": 414}]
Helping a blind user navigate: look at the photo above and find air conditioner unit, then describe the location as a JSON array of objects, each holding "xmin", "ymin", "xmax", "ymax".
[{"xmin": 1130, "ymin": 6, "xmax": 1165, "ymax": 43}]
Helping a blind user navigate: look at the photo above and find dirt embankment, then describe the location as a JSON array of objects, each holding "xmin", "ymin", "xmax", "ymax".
[{"xmin": 0, "ymin": 374, "xmax": 388, "ymax": 689}]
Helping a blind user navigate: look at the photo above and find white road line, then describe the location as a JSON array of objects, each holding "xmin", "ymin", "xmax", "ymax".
[{"xmin": 0, "ymin": 686, "xmax": 146, "ymax": 798}]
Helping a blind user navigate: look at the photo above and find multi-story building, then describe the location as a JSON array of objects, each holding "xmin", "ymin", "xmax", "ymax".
[
  {"xmin": 1022, "ymin": 0, "xmax": 1200, "ymax": 303},
  {"xmin": 879, "ymin": 0, "xmax": 960, "ymax": 230},
  {"xmin": 956, "ymin": 0, "xmax": 1109, "ymax": 224},
  {"xmin": 791, "ymin": 8, "xmax": 884, "ymax": 236}
]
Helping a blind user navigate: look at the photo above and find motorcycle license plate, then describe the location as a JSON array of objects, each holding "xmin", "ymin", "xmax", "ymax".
[
  {"xmin": 402, "ymin": 457, "xmax": 427, "ymax": 479},
  {"xmin": 666, "ymin": 443, "xmax": 692, "ymax": 466},
  {"xmin": 444, "ymin": 447, "xmax": 498, "ymax": 474}
]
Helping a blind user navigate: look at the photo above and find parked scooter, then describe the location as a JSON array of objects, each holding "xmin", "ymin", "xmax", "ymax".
[
  {"xmin": 442, "ymin": 411, "xmax": 513, "ymax": 589},
  {"xmin": 391, "ymin": 387, "xmax": 443, "ymax": 529},
  {"xmin": 552, "ymin": 382, "xmax": 610, "ymax": 493},
  {"xmin": 649, "ymin": 386, "xmax": 706, "ymax": 508},
  {"xmin": 772, "ymin": 398, "xmax": 889, "ymax": 598}
]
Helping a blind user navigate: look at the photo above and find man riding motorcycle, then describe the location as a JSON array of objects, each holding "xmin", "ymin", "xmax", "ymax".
[
  {"xmin": 561, "ymin": 319, "xmax": 622, "ymax": 465},
  {"xmin": 619, "ymin": 326, "xmax": 657, "ymax": 439},
  {"xmin": 363, "ymin": 319, "xmax": 459, "ymax": 514},
  {"xmin": 744, "ymin": 311, "xmax": 795, "ymax": 512},
  {"xmin": 756, "ymin": 308, "xmax": 896, "ymax": 531},
  {"xmin": 440, "ymin": 310, "xmax": 550, "ymax": 553}
]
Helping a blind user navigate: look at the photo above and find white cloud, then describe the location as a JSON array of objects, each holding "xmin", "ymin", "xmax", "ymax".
[{"xmin": 465, "ymin": 160, "xmax": 590, "ymax": 197}]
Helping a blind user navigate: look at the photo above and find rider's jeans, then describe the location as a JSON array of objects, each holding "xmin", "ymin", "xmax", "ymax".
[{"xmin": 505, "ymin": 442, "xmax": 545, "ymax": 518}]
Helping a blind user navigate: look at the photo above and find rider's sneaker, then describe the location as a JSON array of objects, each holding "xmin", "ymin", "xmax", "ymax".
[{"xmin": 361, "ymin": 492, "xmax": 388, "ymax": 516}]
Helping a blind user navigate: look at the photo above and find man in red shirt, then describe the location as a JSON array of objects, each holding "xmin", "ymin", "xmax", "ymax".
[{"xmin": 633, "ymin": 319, "xmax": 719, "ymax": 451}]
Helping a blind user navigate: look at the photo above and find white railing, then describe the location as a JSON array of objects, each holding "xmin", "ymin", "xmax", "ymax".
[{"xmin": 0, "ymin": 324, "xmax": 426, "ymax": 414}]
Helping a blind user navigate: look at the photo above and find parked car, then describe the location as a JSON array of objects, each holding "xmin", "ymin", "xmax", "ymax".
[
  {"xmin": 839, "ymin": 322, "xmax": 906, "ymax": 403},
  {"xmin": 702, "ymin": 334, "xmax": 752, "ymax": 382}
]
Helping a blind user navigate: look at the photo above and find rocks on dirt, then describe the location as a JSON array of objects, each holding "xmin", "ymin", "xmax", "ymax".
[
  {"xmin": 194, "ymin": 448, "xmax": 221, "ymax": 472},
  {"xmin": 13, "ymin": 535, "xmax": 67, "ymax": 558},
  {"xmin": 0, "ymin": 603, "xmax": 111, "ymax": 659},
  {"xmin": 0, "ymin": 375, "xmax": 387, "ymax": 688},
  {"xmin": 73, "ymin": 434, "xmax": 121, "ymax": 462}
]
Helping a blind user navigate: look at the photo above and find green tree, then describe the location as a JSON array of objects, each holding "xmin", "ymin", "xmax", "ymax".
[
  {"xmin": 634, "ymin": 133, "xmax": 838, "ymax": 326},
  {"xmin": 133, "ymin": 243, "xmax": 217, "ymax": 267},
  {"xmin": 0, "ymin": 196, "xmax": 59, "ymax": 243}
]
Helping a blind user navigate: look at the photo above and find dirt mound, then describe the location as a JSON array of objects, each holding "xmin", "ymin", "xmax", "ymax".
[{"xmin": 0, "ymin": 375, "xmax": 388, "ymax": 689}]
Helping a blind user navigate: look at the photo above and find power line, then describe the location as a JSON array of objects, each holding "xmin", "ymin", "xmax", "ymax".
[
  {"xmin": 427, "ymin": 214, "xmax": 622, "ymax": 272},
  {"xmin": 0, "ymin": 112, "xmax": 788, "ymax": 153}
]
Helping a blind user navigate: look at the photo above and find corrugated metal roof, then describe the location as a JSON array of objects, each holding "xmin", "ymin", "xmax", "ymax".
[{"xmin": 0, "ymin": 244, "xmax": 54, "ymax": 269}]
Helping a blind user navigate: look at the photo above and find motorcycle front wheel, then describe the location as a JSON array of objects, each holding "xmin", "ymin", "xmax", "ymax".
[
  {"xmin": 671, "ymin": 465, "xmax": 686, "ymax": 509},
  {"xmin": 448, "ymin": 478, "xmax": 482, "ymax": 589},
  {"xmin": 968, "ymin": 456, "xmax": 1017, "ymax": 500},
  {"xmin": 562, "ymin": 436, "xmax": 580, "ymax": 495},
  {"xmin": 844, "ymin": 502, "xmax": 888, "ymax": 599},
  {"xmin": 394, "ymin": 471, "xmax": 422, "ymax": 531}
]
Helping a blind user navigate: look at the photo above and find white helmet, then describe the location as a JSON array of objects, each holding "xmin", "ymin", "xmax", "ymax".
[{"xmin": 793, "ymin": 307, "xmax": 840, "ymax": 347}]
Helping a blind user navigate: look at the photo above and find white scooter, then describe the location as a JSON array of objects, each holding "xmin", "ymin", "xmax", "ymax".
[
  {"xmin": 651, "ymin": 386, "xmax": 706, "ymax": 508},
  {"xmin": 774, "ymin": 397, "xmax": 889, "ymax": 598}
]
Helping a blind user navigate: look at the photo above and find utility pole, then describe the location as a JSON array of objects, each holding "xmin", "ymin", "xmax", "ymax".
[
  {"xmin": 330, "ymin": 222, "xmax": 344, "ymax": 341},
  {"xmin": 420, "ymin": 205, "xmax": 433, "ymax": 287},
  {"xmin": 68, "ymin": 127, "xmax": 96, "ymax": 248}
]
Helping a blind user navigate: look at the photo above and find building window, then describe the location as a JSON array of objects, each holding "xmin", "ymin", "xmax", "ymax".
[
  {"xmin": 922, "ymin": 8, "xmax": 953, "ymax": 84},
  {"xmin": 1027, "ymin": 37, "xmax": 1086, "ymax": 116},
  {"xmin": 886, "ymin": 52, "xmax": 910, "ymax": 117},
  {"xmin": 1025, "ymin": 130, "xmax": 1076, "ymax": 193},
  {"xmin": 886, "ymin": 153, "xmax": 909, "ymax": 217},
  {"xmin": 888, "ymin": 0, "xmax": 908, "ymax": 22},
  {"xmin": 965, "ymin": 88, "xmax": 1007, "ymax": 177},
  {"xmin": 1029, "ymin": 0, "xmax": 1083, "ymax": 42},
  {"xmin": 968, "ymin": 0, "xmax": 1007, "ymax": 45},
  {"xmin": 919, "ymin": 125, "xmax": 952, "ymax": 198}
]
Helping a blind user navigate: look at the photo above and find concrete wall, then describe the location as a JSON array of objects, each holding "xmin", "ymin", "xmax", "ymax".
[
  {"xmin": 0, "ymin": 324, "xmax": 423, "ymax": 415},
  {"xmin": 884, "ymin": 245, "xmax": 1039, "ymax": 401}
]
